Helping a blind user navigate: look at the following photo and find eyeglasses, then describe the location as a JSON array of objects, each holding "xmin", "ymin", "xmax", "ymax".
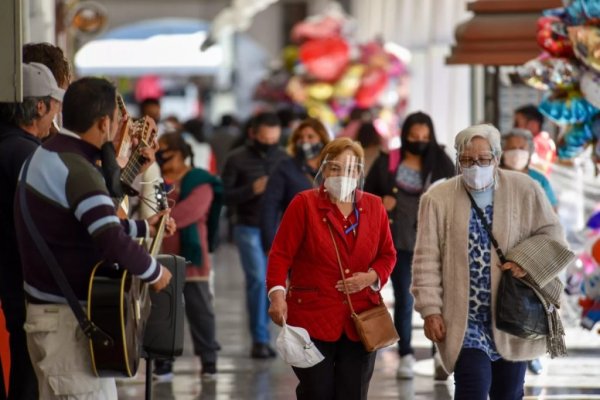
[{"xmin": 458, "ymin": 157, "xmax": 494, "ymax": 168}]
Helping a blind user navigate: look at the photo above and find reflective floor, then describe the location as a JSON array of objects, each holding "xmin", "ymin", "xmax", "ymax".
[{"xmin": 118, "ymin": 243, "xmax": 600, "ymax": 400}]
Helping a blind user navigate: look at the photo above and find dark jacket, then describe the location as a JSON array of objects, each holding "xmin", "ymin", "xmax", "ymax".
[
  {"xmin": 0, "ymin": 122, "xmax": 40, "ymax": 304},
  {"xmin": 260, "ymin": 156, "xmax": 314, "ymax": 251},
  {"xmin": 222, "ymin": 141, "xmax": 287, "ymax": 227},
  {"xmin": 364, "ymin": 148, "xmax": 455, "ymax": 251}
]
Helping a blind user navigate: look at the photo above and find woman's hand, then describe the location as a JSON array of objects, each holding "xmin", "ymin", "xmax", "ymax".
[
  {"xmin": 382, "ymin": 195, "xmax": 397, "ymax": 211},
  {"xmin": 424, "ymin": 314, "xmax": 446, "ymax": 343},
  {"xmin": 499, "ymin": 261, "xmax": 527, "ymax": 278},
  {"xmin": 268, "ymin": 291, "xmax": 287, "ymax": 326},
  {"xmin": 335, "ymin": 270, "xmax": 378, "ymax": 294}
]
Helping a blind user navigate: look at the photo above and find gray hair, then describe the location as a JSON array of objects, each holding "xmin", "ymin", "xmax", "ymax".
[
  {"xmin": 501, "ymin": 128, "xmax": 535, "ymax": 155},
  {"xmin": 454, "ymin": 124, "xmax": 502, "ymax": 158},
  {"xmin": 0, "ymin": 96, "xmax": 51, "ymax": 127}
]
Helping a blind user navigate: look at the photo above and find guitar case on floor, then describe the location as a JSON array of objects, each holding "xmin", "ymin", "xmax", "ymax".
[{"xmin": 143, "ymin": 254, "xmax": 186, "ymax": 359}]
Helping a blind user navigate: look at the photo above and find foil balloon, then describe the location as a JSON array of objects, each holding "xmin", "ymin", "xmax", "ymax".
[
  {"xmin": 587, "ymin": 210, "xmax": 600, "ymax": 229},
  {"xmin": 285, "ymin": 76, "xmax": 307, "ymax": 104},
  {"xmin": 299, "ymin": 37, "xmax": 350, "ymax": 82},
  {"xmin": 539, "ymin": 93, "xmax": 599, "ymax": 124},
  {"xmin": 536, "ymin": 16, "xmax": 574, "ymax": 57},
  {"xmin": 333, "ymin": 64, "xmax": 365, "ymax": 99},
  {"xmin": 519, "ymin": 56, "xmax": 580, "ymax": 90},
  {"xmin": 306, "ymin": 82, "xmax": 334, "ymax": 101},
  {"xmin": 291, "ymin": 15, "xmax": 343, "ymax": 43},
  {"xmin": 306, "ymin": 100, "xmax": 337, "ymax": 126},
  {"xmin": 557, "ymin": 123, "xmax": 593, "ymax": 159},
  {"xmin": 330, "ymin": 98, "xmax": 356, "ymax": 120},
  {"xmin": 354, "ymin": 67, "xmax": 388, "ymax": 108},
  {"xmin": 580, "ymin": 71, "xmax": 600, "ymax": 109},
  {"xmin": 282, "ymin": 45, "xmax": 299, "ymax": 73},
  {"xmin": 569, "ymin": 26, "xmax": 600, "ymax": 73}
]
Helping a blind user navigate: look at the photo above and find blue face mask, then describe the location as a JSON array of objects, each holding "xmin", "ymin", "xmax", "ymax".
[
  {"xmin": 461, "ymin": 165, "xmax": 495, "ymax": 191},
  {"xmin": 297, "ymin": 142, "xmax": 323, "ymax": 160}
]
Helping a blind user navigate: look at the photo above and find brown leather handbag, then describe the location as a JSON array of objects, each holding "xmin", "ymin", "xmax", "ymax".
[{"xmin": 327, "ymin": 224, "xmax": 400, "ymax": 352}]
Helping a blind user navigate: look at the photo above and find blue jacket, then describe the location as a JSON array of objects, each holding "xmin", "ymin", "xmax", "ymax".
[{"xmin": 260, "ymin": 156, "xmax": 314, "ymax": 251}]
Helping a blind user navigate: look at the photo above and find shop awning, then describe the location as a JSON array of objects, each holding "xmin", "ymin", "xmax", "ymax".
[{"xmin": 446, "ymin": 0, "xmax": 562, "ymax": 66}]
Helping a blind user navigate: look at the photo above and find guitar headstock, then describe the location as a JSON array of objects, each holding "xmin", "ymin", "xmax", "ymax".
[
  {"xmin": 154, "ymin": 183, "xmax": 169, "ymax": 212},
  {"xmin": 113, "ymin": 94, "xmax": 158, "ymax": 167}
]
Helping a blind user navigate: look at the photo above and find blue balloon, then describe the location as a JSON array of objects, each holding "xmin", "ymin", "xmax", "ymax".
[{"xmin": 588, "ymin": 210, "xmax": 600, "ymax": 229}]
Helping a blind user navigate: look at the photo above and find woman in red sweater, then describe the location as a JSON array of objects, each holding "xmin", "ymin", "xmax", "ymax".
[{"xmin": 267, "ymin": 137, "xmax": 396, "ymax": 400}]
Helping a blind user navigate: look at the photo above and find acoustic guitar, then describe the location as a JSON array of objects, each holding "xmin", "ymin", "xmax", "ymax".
[{"xmin": 87, "ymin": 183, "xmax": 169, "ymax": 377}]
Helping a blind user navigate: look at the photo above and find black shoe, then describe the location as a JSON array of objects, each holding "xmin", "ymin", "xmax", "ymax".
[
  {"xmin": 201, "ymin": 362, "xmax": 217, "ymax": 378},
  {"xmin": 251, "ymin": 343, "xmax": 277, "ymax": 359},
  {"xmin": 153, "ymin": 359, "xmax": 174, "ymax": 382},
  {"xmin": 527, "ymin": 359, "xmax": 543, "ymax": 375}
]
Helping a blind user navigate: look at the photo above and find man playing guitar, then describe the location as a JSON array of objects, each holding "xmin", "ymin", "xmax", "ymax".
[{"xmin": 14, "ymin": 77, "xmax": 174, "ymax": 399}]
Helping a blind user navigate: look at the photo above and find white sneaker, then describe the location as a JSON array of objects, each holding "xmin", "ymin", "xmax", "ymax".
[{"xmin": 396, "ymin": 354, "xmax": 415, "ymax": 379}]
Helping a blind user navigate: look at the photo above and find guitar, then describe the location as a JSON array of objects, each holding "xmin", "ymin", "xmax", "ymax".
[
  {"xmin": 87, "ymin": 184, "xmax": 169, "ymax": 377},
  {"xmin": 112, "ymin": 94, "xmax": 158, "ymax": 218}
]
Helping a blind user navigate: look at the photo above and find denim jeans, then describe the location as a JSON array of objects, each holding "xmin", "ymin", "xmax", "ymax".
[
  {"xmin": 454, "ymin": 348, "xmax": 526, "ymax": 400},
  {"xmin": 390, "ymin": 249, "xmax": 414, "ymax": 356},
  {"xmin": 233, "ymin": 225, "xmax": 270, "ymax": 344}
]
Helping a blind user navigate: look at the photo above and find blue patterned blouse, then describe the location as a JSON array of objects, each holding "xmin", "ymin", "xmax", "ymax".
[{"xmin": 462, "ymin": 203, "xmax": 501, "ymax": 361}]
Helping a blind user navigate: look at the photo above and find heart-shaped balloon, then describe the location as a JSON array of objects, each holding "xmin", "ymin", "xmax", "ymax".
[
  {"xmin": 354, "ymin": 67, "xmax": 388, "ymax": 108},
  {"xmin": 299, "ymin": 37, "xmax": 350, "ymax": 82}
]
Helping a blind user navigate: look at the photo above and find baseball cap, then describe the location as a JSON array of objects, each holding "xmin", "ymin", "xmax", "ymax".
[
  {"xmin": 276, "ymin": 321, "xmax": 324, "ymax": 368},
  {"xmin": 22, "ymin": 62, "xmax": 65, "ymax": 102}
]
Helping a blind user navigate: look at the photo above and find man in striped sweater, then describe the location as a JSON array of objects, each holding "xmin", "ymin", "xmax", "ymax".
[{"xmin": 14, "ymin": 77, "xmax": 173, "ymax": 399}]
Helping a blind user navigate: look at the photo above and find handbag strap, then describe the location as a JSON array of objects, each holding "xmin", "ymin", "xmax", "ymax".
[
  {"xmin": 464, "ymin": 189, "xmax": 507, "ymax": 264},
  {"xmin": 327, "ymin": 222, "xmax": 385, "ymax": 315},
  {"xmin": 18, "ymin": 155, "xmax": 114, "ymax": 346}
]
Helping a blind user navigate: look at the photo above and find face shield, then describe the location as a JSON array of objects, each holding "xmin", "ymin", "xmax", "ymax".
[{"xmin": 314, "ymin": 153, "xmax": 365, "ymax": 203}]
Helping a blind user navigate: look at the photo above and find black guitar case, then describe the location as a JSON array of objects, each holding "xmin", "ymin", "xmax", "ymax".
[{"xmin": 143, "ymin": 254, "xmax": 186, "ymax": 359}]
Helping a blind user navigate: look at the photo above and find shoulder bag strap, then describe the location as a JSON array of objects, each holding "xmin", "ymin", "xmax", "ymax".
[
  {"xmin": 327, "ymin": 223, "xmax": 357, "ymax": 315},
  {"xmin": 464, "ymin": 189, "xmax": 507, "ymax": 264},
  {"xmin": 18, "ymin": 155, "xmax": 113, "ymax": 346}
]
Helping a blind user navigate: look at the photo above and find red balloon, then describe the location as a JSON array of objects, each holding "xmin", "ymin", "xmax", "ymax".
[
  {"xmin": 592, "ymin": 239, "xmax": 600, "ymax": 264},
  {"xmin": 354, "ymin": 67, "xmax": 388, "ymax": 108},
  {"xmin": 536, "ymin": 16, "xmax": 573, "ymax": 57},
  {"xmin": 299, "ymin": 37, "xmax": 350, "ymax": 82}
]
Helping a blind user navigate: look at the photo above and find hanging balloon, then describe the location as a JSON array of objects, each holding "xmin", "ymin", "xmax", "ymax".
[
  {"xmin": 282, "ymin": 46, "xmax": 299, "ymax": 73},
  {"xmin": 299, "ymin": 37, "xmax": 350, "ymax": 82},
  {"xmin": 592, "ymin": 239, "xmax": 600, "ymax": 265},
  {"xmin": 581, "ymin": 71, "xmax": 600, "ymax": 109},
  {"xmin": 307, "ymin": 82, "xmax": 334, "ymax": 101},
  {"xmin": 330, "ymin": 98, "xmax": 356, "ymax": 120},
  {"xmin": 557, "ymin": 123, "xmax": 594, "ymax": 159},
  {"xmin": 387, "ymin": 54, "xmax": 406, "ymax": 78},
  {"xmin": 286, "ymin": 76, "xmax": 307, "ymax": 104},
  {"xmin": 588, "ymin": 210, "xmax": 600, "ymax": 230},
  {"xmin": 536, "ymin": 16, "xmax": 574, "ymax": 57},
  {"xmin": 518, "ymin": 56, "xmax": 580, "ymax": 91},
  {"xmin": 539, "ymin": 93, "xmax": 599, "ymax": 125},
  {"xmin": 306, "ymin": 100, "xmax": 337, "ymax": 126},
  {"xmin": 333, "ymin": 64, "xmax": 365, "ymax": 99},
  {"xmin": 354, "ymin": 67, "xmax": 388, "ymax": 108},
  {"xmin": 569, "ymin": 26, "xmax": 600, "ymax": 73}
]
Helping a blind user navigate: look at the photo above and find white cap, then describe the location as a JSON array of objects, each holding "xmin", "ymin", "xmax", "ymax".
[
  {"xmin": 22, "ymin": 62, "xmax": 65, "ymax": 102},
  {"xmin": 275, "ymin": 321, "xmax": 325, "ymax": 368}
]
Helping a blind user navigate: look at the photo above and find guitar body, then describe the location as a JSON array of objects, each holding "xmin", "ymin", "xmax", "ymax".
[{"xmin": 87, "ymin": 262, "xmax": 150, "ymax": 377}]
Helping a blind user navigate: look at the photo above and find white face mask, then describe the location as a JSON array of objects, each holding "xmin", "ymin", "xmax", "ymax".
[
  {"xmin": 503, "ymin": 149, "xmax": 530, "ymax": 171},
  {"xmin": 324, "ymin": 176, "xmax": 357, "ymax": 202},
  {"xmin": 461, "ymin": 165, "xmax": 495, "ymax": 191}
]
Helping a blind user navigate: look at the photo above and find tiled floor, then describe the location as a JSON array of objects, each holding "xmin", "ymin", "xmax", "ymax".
[{"xmin": 118, "ymin": 243, "xmax": 600, "ymax": 399}]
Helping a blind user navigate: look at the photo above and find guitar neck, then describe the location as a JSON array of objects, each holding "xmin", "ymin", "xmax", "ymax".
[{"xmin": 148, "ymin": 215, "xmax": 168, "ymax": 256}]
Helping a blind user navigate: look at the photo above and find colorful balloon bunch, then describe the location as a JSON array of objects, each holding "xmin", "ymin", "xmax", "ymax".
[
  {"xmin": 518, "ymin": 2, "xmax": 600, "ymax": 160},
  {"xmin": 253, "ymin": 5, "xmax": 408, "ymax": 128},
  {"xmin": 573, "ymin": 210, "xmax": 600, "ymax": 331}
]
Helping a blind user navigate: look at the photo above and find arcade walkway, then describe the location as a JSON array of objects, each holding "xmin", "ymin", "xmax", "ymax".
[{"xmin": 118, "ymin": 243, "xmax": 600, "ymax": 400}]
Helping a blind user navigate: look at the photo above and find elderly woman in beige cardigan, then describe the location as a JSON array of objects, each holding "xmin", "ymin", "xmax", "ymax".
[{"xmin": 411, "ymin": 124, "xmax": 573, "ymax": 400}]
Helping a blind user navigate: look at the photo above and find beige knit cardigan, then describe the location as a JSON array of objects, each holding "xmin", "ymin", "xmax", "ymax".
[{"xmin": 411, "ymin": 169, "xmax": 571, "ymax": 373}]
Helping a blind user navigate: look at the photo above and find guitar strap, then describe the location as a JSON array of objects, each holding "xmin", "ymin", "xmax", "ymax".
[{"xmin": 18, "ymin": 154, "xmax": 114, "ymax": 347}]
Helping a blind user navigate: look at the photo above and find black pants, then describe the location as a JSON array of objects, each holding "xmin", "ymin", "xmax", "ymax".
[
  {"xmin": 390, "ymin": 249, "xmax": 414, "ymax": 356},
  {"xmin": 292, "ymin": 334, "xmax": 376, "ymax": 400},
  {"xmin": 454, "ymin": 348, "xmax": 526, "ymax": 400},
  {"xmin": 0, "ymin": 264, "xmax": 37, "ymax": 400},
  {"xmin": 184, "ymin": 281, "xmax": 219, "ymax": 365}
]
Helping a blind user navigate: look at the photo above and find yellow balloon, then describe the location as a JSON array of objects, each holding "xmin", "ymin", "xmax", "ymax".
[
  {"xmin": 282, "ymin": 45, "xmax": 299, "ymax": 73},
  {"xmin": 334, "ymin": 64, "xmax": 365, "ymax": 99},
  {"xmin": 286, "ymin": 76, "xmax": 307, "ymax": 104},
  {"xmin": 307, "ymin": 83, "xmax": 334, "ymax": 101},
  {"xmin": 306, "ymin": 100, "xmax": 337, "ymax": 126}
]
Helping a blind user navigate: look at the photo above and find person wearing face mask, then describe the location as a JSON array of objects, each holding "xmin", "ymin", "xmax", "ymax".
[
  {"xmin": 260, "ymin": 118, "xmax": 330, "ymax": 252},
  {"xmin": 364, "ymin": 111, "xmax": 455, "ymax": 379},
  {"xmin": 411, "ymin": 124, "xmax": 571, "ymax": 400},
  {"xmin": 13, "ymin": 77, "xmax": 174, "ymax": 399},
  {"xmin": 501, "ymin": 128, "xmax": 557, "ymax": 210},
  {"xmin": 222, "ymin": 112, "xmax": 288, "ymax": 358},
  {"xmin": 267, "ymin": 137, "xmax": 396, "ymax": 400}
]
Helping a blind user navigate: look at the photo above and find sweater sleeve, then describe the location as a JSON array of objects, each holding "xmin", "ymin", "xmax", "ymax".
[
  {"xmin": 364, "ymin": 153, "xmax": 388, "ymax": 196},
  {"xmin": 266, "ymin": 194, "xmax": 307, "ymax": 291},
  {"xmin": 260, "ymin": 164, "xmax": 286, "ymax": 251},
  {"xmin": 65, "ymin": 157, "xmax": 161, "ymax": 283},
  {"xmin": 222, "ymin": 153, "xmax": 256, "ymax": 205},
  {"xmin": 411, "ymin": 193, "xmax": 444, "ymax": 318},
  {"xmin": 170, "ymin": 184, "xmax": 213, "ymax": 229},
  {"xmin": 367, "ymin": 202, "xmax": 396, "ymax": 287}
]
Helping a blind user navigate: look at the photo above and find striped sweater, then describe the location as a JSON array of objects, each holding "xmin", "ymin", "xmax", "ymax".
[{"xmin": 14, "ymin": 131, "xmax": 161, "ymax": 303}]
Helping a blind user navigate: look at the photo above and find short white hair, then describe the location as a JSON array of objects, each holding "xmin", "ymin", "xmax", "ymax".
[
  {"xmin": 502, "ymin": 128, "xmax": 535, "ymax": 155},
  {"xmin": 454, "ymin": 124, "xmax": 502, "ymax": 158}
]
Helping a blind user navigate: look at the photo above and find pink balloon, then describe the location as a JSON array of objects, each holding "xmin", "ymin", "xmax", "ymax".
[{"xmin": 299, "ymin": 37, "xmax": 350, "ymax": 82}]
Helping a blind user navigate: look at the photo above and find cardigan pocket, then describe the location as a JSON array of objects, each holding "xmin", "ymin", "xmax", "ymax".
[{"xmin": 288, "ymin": 286, "xmax": 320, "ymax": 306}]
